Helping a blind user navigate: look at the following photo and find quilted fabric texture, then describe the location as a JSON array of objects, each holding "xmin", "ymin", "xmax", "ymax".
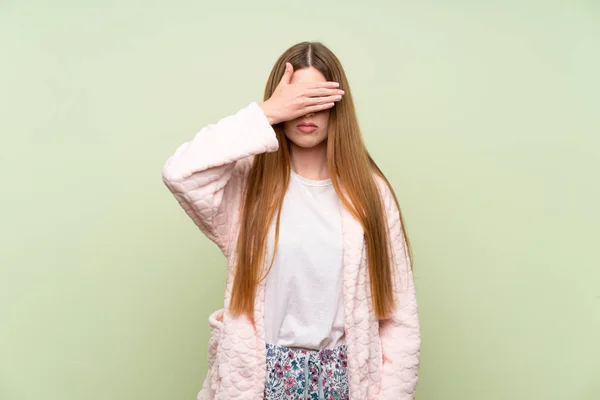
[{"xmin": 162, "ymin": 102, "xmax": 421, "ymax": 399}]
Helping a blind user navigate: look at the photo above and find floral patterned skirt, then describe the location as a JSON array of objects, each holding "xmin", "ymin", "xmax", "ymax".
[{"xmin": 264, "ymin": 342, "xmax": 349, "ymax": 400}]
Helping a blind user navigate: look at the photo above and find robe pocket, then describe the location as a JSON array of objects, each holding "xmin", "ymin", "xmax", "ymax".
[{"xmin": 206, "ymin": 308, "xmax": 225, "ymax": 393}]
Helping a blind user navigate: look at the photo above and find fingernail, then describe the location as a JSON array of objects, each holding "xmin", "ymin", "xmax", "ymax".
[
  {"xmin": 338, "ymin": 90, "xmax": 345, "ymax": 95},
  {"xmin": 333, "ymin": 82, "xmax": 340, "ymax": 87}
]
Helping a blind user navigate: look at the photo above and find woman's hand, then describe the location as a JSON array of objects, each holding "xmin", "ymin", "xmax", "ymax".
[{"xmin": 259, "ymin": 62, "xmax": 345, "ymax": 125}]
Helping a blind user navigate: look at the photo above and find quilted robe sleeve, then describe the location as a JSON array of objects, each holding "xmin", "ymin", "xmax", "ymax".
[
  {"xmin": 162, "ymin": 102, "xmax": 279, "ymax": 257},
  {"xmin": 378, "ymin": 182, "xmax": 421, "ymax": 399}
]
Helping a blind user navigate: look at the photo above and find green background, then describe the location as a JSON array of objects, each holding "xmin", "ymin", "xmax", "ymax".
[{"xmin": 1, "ymin": 1, "xmax": 598, "ymax": 399}]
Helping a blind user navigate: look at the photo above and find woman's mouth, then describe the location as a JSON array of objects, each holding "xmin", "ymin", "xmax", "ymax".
[{"xmin": 297, "ymin": 122, "xmax": 318, "ymax": 133}]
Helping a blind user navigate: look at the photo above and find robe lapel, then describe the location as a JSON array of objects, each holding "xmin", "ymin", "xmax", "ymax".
[{"xmin": 338, "ymin": 185, "xmax": 366, "ymax": 399}]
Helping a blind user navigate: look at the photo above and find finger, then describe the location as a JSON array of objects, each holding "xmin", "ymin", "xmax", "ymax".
[
  {"xmin": 304, "ymin": 88, "xmax": 345, "ymax": 97},
  {"xmin": 280, "ymin": 62, "xmax": 294, "ymax": 85},
  {"xmin": 303, "ymin": 102, "xmax": 336, "ymax": 114},
  {"xmin": 301, "ymin": 81, "xmax": 340, "ymax": 89},
  {"xmin": 304, "ymin": 94, "xmax": 342, "ymax": 106}
]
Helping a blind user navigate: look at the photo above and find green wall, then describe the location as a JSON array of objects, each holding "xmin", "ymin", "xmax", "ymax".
[{"xmin": 1, "ymin": 1, "xmax": 598, "ymax": 399}]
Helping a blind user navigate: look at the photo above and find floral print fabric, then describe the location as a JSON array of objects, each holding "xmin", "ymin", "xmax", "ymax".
[{"xmin": 264, "ymin": 342, "xmax": 349, "ymax": 400}]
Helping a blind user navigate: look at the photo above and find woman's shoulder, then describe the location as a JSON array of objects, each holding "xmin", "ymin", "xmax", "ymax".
[
  {"xmin": 371, "ymin": 172, "xmax": 394, "ymax": 199},
  {"xmin": 371, "ymin": 171, "xmax": 401, "ymax": 219}
]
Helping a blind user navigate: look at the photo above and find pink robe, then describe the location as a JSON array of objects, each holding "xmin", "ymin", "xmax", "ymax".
[{"xmin": 162, "ymin": 102, "xmax": 421, "ymax": 400}]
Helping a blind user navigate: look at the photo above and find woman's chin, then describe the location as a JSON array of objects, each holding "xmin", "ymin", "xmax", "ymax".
[
  {"xmin": 289, "ymin": 138, "xmax": 326, "ymax": 150},
  {"xmin": 286, "ymin": 133, "xmax": 327, "ymax": 149}
]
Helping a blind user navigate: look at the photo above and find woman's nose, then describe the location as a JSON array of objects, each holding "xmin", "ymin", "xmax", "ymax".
[{"xmin": 305, "ymin": 112, "xmax": 315, "ymax": 118}]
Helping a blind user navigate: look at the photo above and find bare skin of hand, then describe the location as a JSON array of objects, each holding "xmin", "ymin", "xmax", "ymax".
[{"xmin": 259, "ymin": 62, "xmax": 345, "ymax": 125}]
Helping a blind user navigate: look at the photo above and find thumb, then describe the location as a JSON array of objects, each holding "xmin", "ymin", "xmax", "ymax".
[{"xmin": 280, "ymin": 62, "xmax": 293, "ymax": 85}]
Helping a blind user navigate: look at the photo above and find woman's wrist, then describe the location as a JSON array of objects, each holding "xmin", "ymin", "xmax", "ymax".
[{"xmin": 258, "ymin": 101, "xmax": 278, "ymax": 125}]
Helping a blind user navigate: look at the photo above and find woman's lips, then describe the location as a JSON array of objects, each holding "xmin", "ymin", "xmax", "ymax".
[{"xmin": 297, "ymin": 123, "xmax": 318, "ymax": 133}]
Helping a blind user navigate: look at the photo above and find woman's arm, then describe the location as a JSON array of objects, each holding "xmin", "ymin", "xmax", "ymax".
[
  {"xmin": 377, "ymin": 181, "xmax": 421, "ymax": 400},
  {"xmin": 162, "ymin": 63, "xmax": 343, "ymax": 258},
  {"xmin": 162, "ymin": 102, "xmax": 279, "ymax": 257}
]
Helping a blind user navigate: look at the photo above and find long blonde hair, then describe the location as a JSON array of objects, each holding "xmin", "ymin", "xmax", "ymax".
[{"xmin": 230, "ymin": 41, "xmax": 412, "ymax": 320}]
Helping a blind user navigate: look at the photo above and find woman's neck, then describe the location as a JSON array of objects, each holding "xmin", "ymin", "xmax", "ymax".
[{"xmin": 289, "ymin": 141, "xmax": 329, "ymax": 181}]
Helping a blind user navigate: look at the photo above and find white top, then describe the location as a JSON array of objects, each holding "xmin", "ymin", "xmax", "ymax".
[{"xmin": 263, "ymin": 169, "xmax": 345, "ymax": 350}]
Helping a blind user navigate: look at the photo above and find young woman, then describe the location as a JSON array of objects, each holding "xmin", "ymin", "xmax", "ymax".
[{"xmin": 162, "ymin": 41, "xmax": 421, "ymax": 400}]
